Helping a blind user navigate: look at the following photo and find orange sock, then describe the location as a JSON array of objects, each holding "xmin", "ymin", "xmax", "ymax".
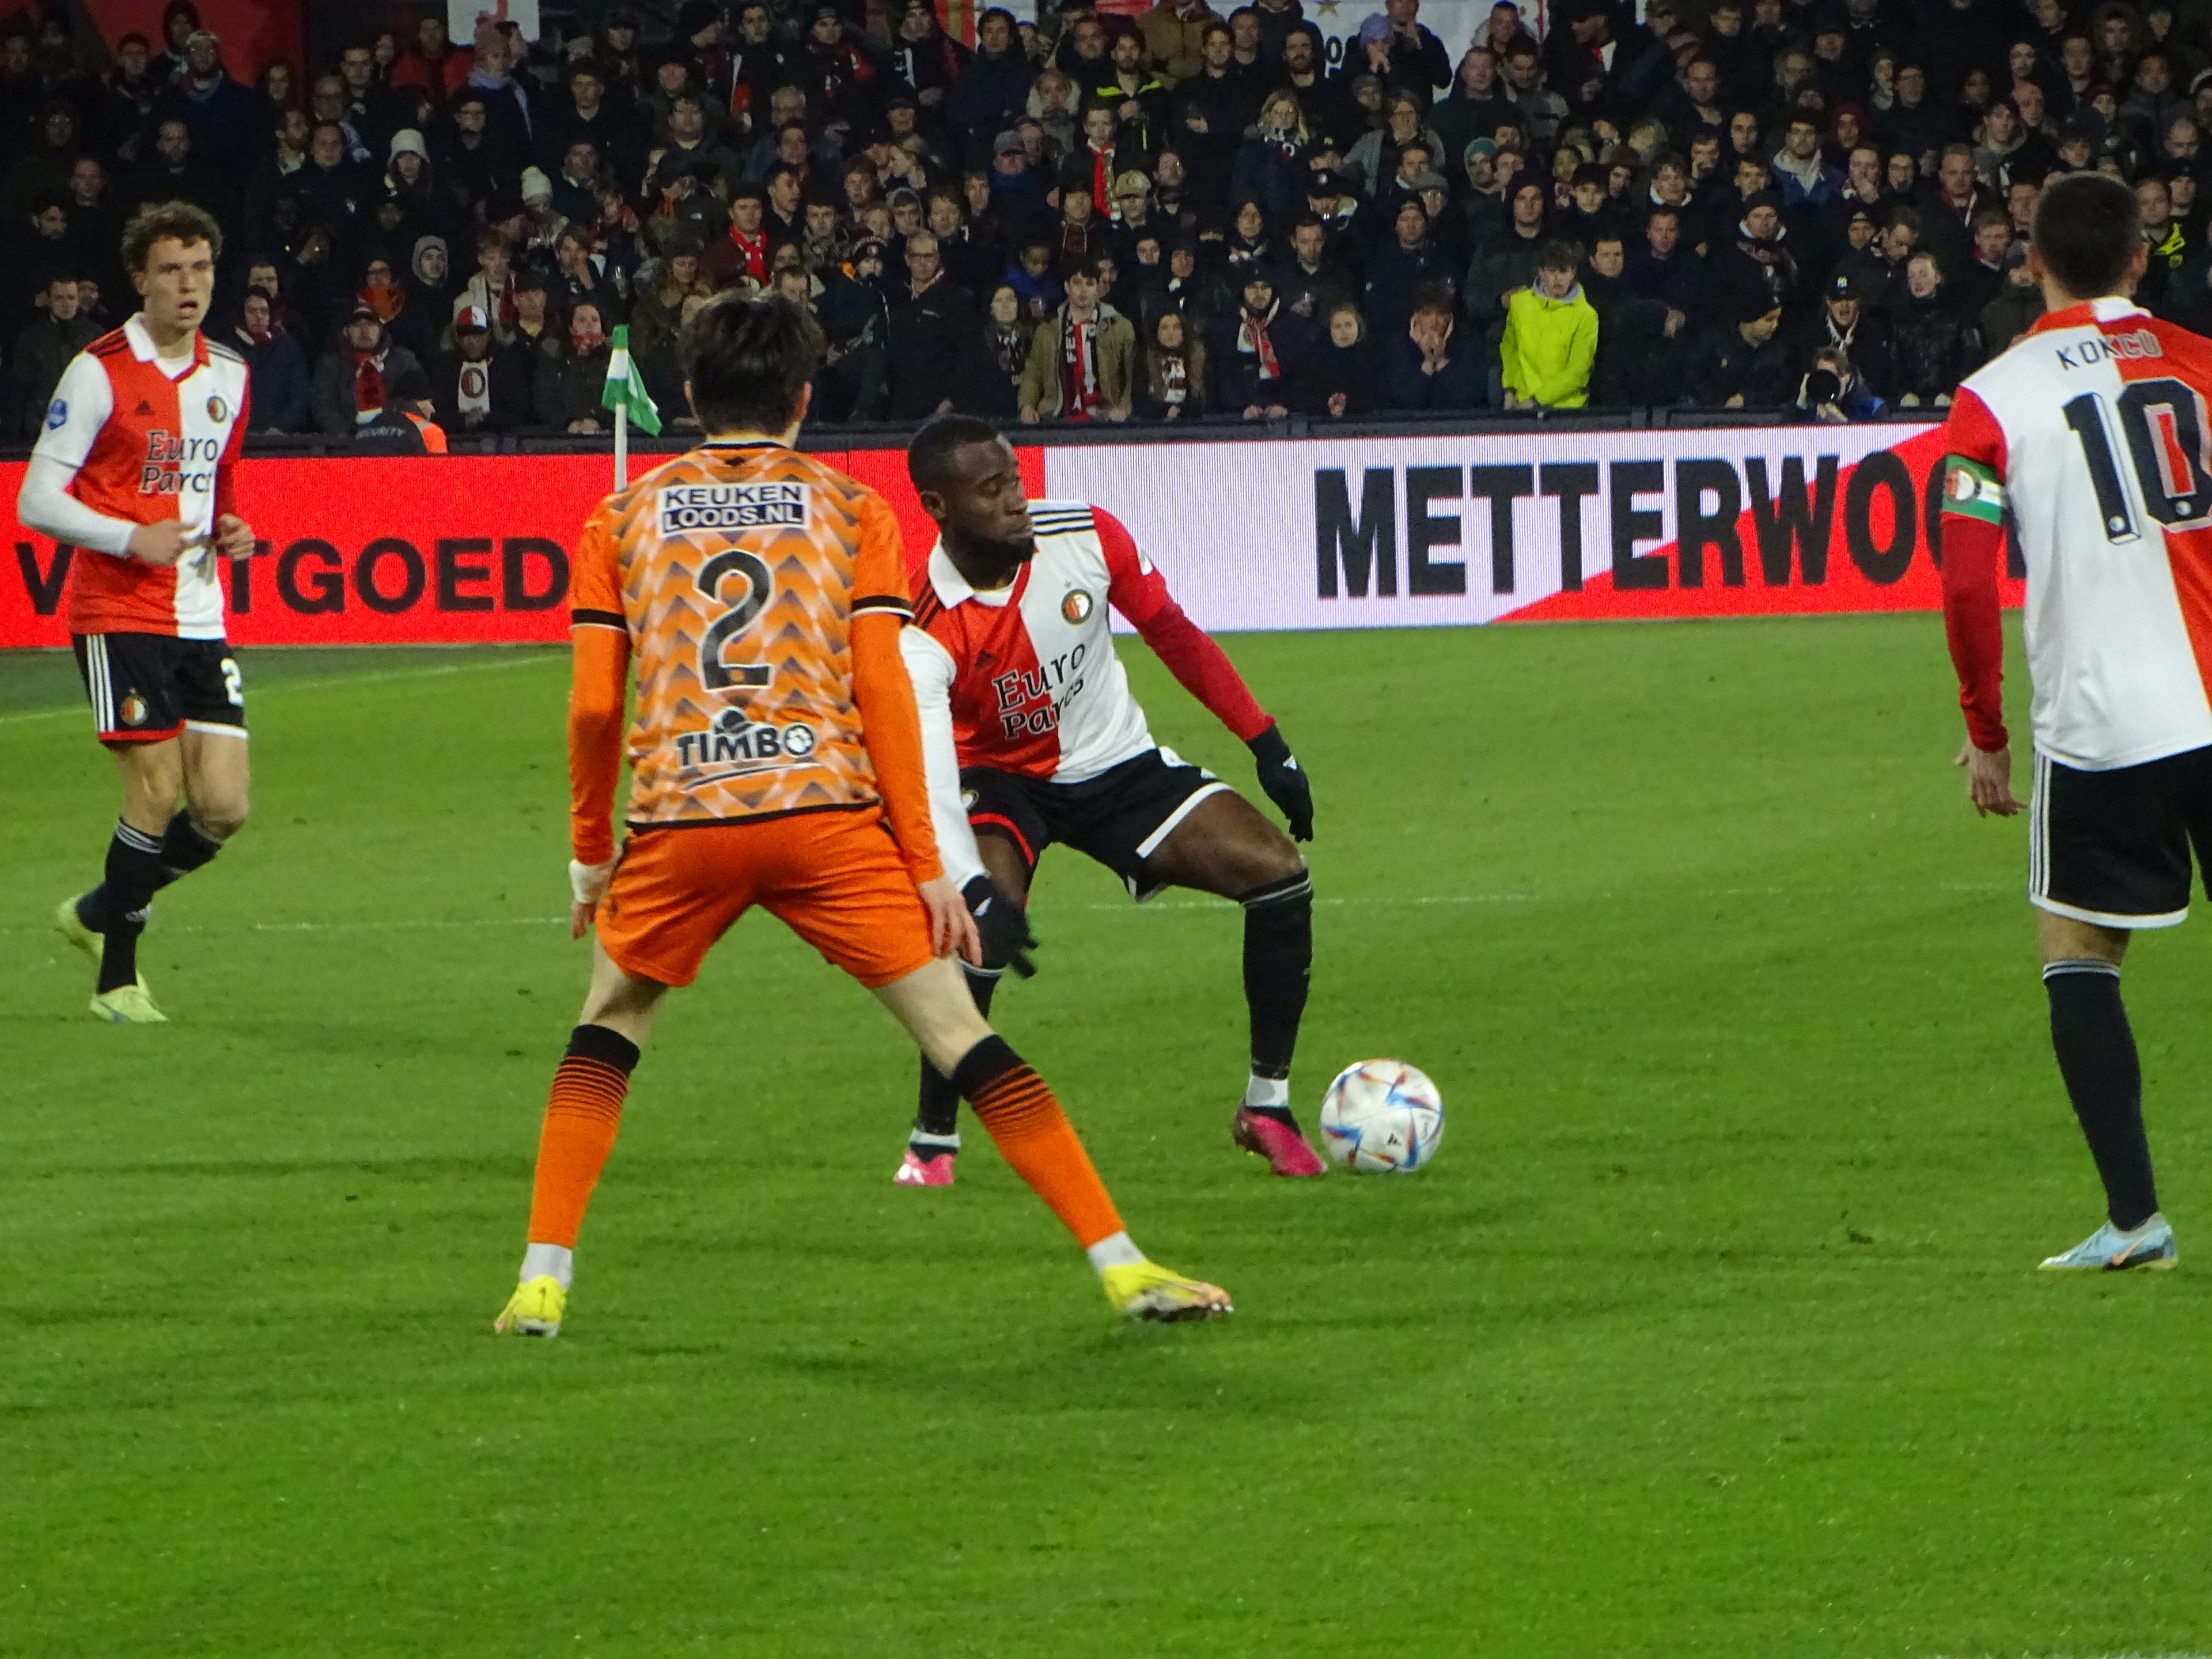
[
  {"xmin": 525, "ymin": 1025, "xmax": 639, "ymax": 1248},
  {"xmin": 954, "ymin": 1038, "xmax": 1124, "ymax": 1249}
]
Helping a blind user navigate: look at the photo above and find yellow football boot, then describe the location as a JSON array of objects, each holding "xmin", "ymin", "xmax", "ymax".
[
  {"xmin": 89, "ymin": 978, "xmax": 165, "ymax": 1024},
  {"xmin": 494, "ymin": 1275, "xmax": 567, "ymax": 1337},
  {"xmin": 1101, "ymin": 1260, "xmax": 1233, "ymax": 1322}
]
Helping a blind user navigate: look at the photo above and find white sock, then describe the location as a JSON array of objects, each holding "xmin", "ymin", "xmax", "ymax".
[
  {"xmin": 521, "ymin": 1241, "xmax": 573, "ymax": 1289},
  {"xmin": 1085, "ymin": 1230, "xmax": 1144, "ymax": 1273},
  {"xmin": 1243, "ymin": 1072, "xmax": 1290, "ymax": 1110},
  {"xmin": 910, "ymin": 1129, "xmax": 961, "ymax": 1151}
]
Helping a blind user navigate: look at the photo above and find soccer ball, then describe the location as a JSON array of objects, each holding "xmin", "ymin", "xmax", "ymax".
[{"xmin": 1318, "ymin": 1060, "xmax": 1444, "ymax": 1173}]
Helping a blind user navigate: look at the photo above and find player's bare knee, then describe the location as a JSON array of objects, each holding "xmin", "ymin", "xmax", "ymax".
[
  {"xmin": 1251, "ymin": 830, "xmax": 1305, "ymax": 885},
  {"xmin": 194, "ymin": 796, "xmax": 248, "ymax": 842},
  {"xmin": 579, "ymin": 943, "xmax": 667, "ymax": 1040},
  {"xmin": 875, "ymin": 956, "xmax": 993, "ymax": 1073},
  {"xmin": 1226, "ymin": 825, "xmax": 1305, "ymax": 898}
]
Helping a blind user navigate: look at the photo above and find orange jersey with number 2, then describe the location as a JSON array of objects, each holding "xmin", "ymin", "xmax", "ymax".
[{"xmin": 567, "ymin": 440, "xmax": 938, "ymax": 882}]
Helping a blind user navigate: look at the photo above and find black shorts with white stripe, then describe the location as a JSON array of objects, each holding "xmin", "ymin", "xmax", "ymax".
[
  {"xmin": 71, "ymin": 632, "xmax": 245, "ymax": 746},
  {"xmin": 962, "ymin": 747, "xmax": 1230, "ymax": 902},
  {"xmin": 2030, "ymin": 744, "xmax": 2212, "ymax": 929}
]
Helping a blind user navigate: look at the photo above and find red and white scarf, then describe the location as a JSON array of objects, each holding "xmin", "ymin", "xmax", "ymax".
[
  {"xmin": 1236, "ymin": 301, "xmax": 1281, "ymax": 382},
  {"xmin": 728, "ymin": 224, "xmax": 770, "ymax": 283},
  {"xmin": 1059, "ymin": 312, "xmax": 1103, "ymax": 419},
  {"xmin": 344, "ymin": 344, "xmax": 389, "ymax": 419},
  {"xmin": 1156, "ymin": 350, "xmax": 1188, "ymax": 406}
]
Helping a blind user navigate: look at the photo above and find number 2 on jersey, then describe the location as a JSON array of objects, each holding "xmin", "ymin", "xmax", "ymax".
[
  {"xmin": 695, "ymin": 549, "xmax": 773, "ymax": 691},
  {"xmin": 2061, "ymin": 377, "xmax": 2212, "ymax": 542}
]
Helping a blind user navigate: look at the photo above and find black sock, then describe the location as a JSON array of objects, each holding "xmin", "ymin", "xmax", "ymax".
[
  {"xmin": 156, "ymin": 810, "xmax": 222, "ymax": 889},
  {"xmin": 1242, "ymin": 870, "xmax": 1312, "ymax": 1113},
  {"xmin": 2046, "ymin": 960, "xmax": 2159, "ymax": 1230},
  {"xmin": 566, "ymin": 1021, "xmax": 642, "ymax": 1073},
  {"xmin": 914, "ymin": 965, "xmax": 1002, "ymax": 1142},
  {"xmin": 82, "ymin": 819, "xmax": 166, "ymax": 993}
]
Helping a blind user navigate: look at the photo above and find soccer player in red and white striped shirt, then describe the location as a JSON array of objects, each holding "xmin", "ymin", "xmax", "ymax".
[
  {"xmin": 891, "ymin": 415, "xmax": 1324, "ymax": 1183},
  {"xmin": 1938, "ymin": 171, "xmax": 2212, "ymax": 1270},
  {"xmin": 16, "ymin": 202, "xmax": 256, "ymax": 1024}
]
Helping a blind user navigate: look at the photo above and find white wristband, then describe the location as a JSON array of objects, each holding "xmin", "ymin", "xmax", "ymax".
[{"xmin": 569, "ymin": 858, "xmax": 614, "ymax": 906}]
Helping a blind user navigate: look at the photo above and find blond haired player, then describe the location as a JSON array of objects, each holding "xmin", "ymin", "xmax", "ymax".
[
  {"xmin": 493, "ymin": 296, "xmax": 1230, "ymax": 1335},
  {"xmin": 16, "ymin": 202, "xmax": 254, "ymax": 1023}
]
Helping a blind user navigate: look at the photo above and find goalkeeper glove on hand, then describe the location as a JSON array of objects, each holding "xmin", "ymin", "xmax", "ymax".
[
  {"xmin": 1247, "ymin": 723, "xmax": 1313, "ymax": 842},
  {"xmin": 962, "ymin": 874, "xmax": 1038, "ymax": 978}
]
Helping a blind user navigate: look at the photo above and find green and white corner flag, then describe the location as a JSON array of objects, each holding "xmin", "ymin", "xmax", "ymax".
[{"xmin": 601, "ymin": 324, "xmax": 661, "ymax": 435}]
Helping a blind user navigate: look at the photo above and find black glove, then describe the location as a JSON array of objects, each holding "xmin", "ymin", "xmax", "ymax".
[
  {"xmin": 962, "ymin": 874, "xmax": 1037, "ymax": 977},
  {"xmin": 1247, "ymin": 722, "xmax": 1313, "ymax": 842}
]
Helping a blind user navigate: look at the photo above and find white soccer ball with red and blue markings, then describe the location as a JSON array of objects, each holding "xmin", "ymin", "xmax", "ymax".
[{"xmin": 1318, "ymin": 1060, "xmax": 1444, "ymax": 1173}]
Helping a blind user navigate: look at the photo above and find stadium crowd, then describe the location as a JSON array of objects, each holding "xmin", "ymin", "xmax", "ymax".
[{"xmin": 3, "ymin": 0, "xmax": 2210, "ymax": 443}]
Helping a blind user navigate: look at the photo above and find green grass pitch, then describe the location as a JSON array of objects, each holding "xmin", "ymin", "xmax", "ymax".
[{"xmin": 1, "ymin": 620, "xmax": 2207, "ymax": 1658}]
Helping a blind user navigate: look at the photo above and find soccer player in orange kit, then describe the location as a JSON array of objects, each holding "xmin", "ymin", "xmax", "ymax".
[{"xmin": 493, "ymin": 295, "xmax": 1232, "ymax": 1335}]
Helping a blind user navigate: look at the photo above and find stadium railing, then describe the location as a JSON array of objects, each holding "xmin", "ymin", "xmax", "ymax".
[{"xmin": 0, "ymin": 404, "xmax": 1946, "ymax": 464}]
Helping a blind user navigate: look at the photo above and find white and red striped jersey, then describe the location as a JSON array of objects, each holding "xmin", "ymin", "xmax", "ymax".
[
  {"xmin": 31, "ymin": 315, "xmax": 249, "ymax": 639},
  {"xmin": 899, "ymin": 501, "xmax": 1273, "ymax": 885},
  {"xmin": 1941, "ymin": 297, "xmax": 2212, "ymax": 771}
]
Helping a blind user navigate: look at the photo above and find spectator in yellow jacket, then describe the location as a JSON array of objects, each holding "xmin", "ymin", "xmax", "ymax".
[{"xmin": 1501, "ymin": 241, "xmax": 1599, "ymax": 409}]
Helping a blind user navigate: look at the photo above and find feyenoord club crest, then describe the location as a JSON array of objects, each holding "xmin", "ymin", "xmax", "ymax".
[
  {"xmin": 460, "ymin": 365, "xmax": 488, "ymax": 399},
  {"xmin": 120, "ymin": 693, "xmax": 148, "ymax": 727},
  {"xmin": 206, "ymin": 395, "xmax": 228, "ymax": 423},
  {"xmin": 1062, "ymin": 589, "xmax": 1093, "ymax": 624}
]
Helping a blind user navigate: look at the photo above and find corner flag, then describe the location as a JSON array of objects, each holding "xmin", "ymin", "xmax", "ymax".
[{"xmin": 601, "ymin": 325, "xmax": 661, "ymax": 435}]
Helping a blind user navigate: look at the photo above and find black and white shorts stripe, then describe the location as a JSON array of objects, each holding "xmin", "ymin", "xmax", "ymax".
[{"xmin": 84, "ymin": 635, "xmax": 116, "ymax": 733}]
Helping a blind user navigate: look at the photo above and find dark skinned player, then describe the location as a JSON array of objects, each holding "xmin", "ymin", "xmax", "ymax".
[{"xmin": 892, "ymin": 414, "xmax": 1324, "ymax": 1183}]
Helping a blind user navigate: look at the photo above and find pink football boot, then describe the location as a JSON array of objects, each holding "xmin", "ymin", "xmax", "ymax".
[
  {"xmin": 893, "ymin": 1147, "xmax": 956, "ymax": 1187},
  {"xmin": 1231, "ymin": 1107, "xmax": 1327, "ymax": 1177}
]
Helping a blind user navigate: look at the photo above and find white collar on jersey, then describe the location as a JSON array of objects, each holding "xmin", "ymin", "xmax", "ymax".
[
  {"xmin": 2088, "ymin": 296, "xmax": 2148, "ymax": 323},
  {"xmin": 927, "ymin": 541, "xmax": 1031, "ymax": 610},
  {"xmin": 124, "ymin": 313, "xmax": 205, "ymax": 378}
]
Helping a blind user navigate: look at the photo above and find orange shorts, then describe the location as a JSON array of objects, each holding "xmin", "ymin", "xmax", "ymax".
[{"xmin": 596, "ymin": 808, "xmax": 937, "ymax": 990}]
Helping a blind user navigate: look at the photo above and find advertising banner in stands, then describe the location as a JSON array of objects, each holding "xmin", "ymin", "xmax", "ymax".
[
  {"xmin": 1046, "ymin": 420, "xmax": 2025, "ymax": 632},
  {"xmin": 0, "ymin": 448, "xmax": 969, "ymax": 650},
  {"xmin": 2, "ymin": 423, "xmax": 2013, "ymax": 649}
]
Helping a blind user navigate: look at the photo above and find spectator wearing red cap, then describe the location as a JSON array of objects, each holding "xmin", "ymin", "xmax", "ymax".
[{"xmin": 430, "ymin": 302, "xmax": 534, "ymax": 434}]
